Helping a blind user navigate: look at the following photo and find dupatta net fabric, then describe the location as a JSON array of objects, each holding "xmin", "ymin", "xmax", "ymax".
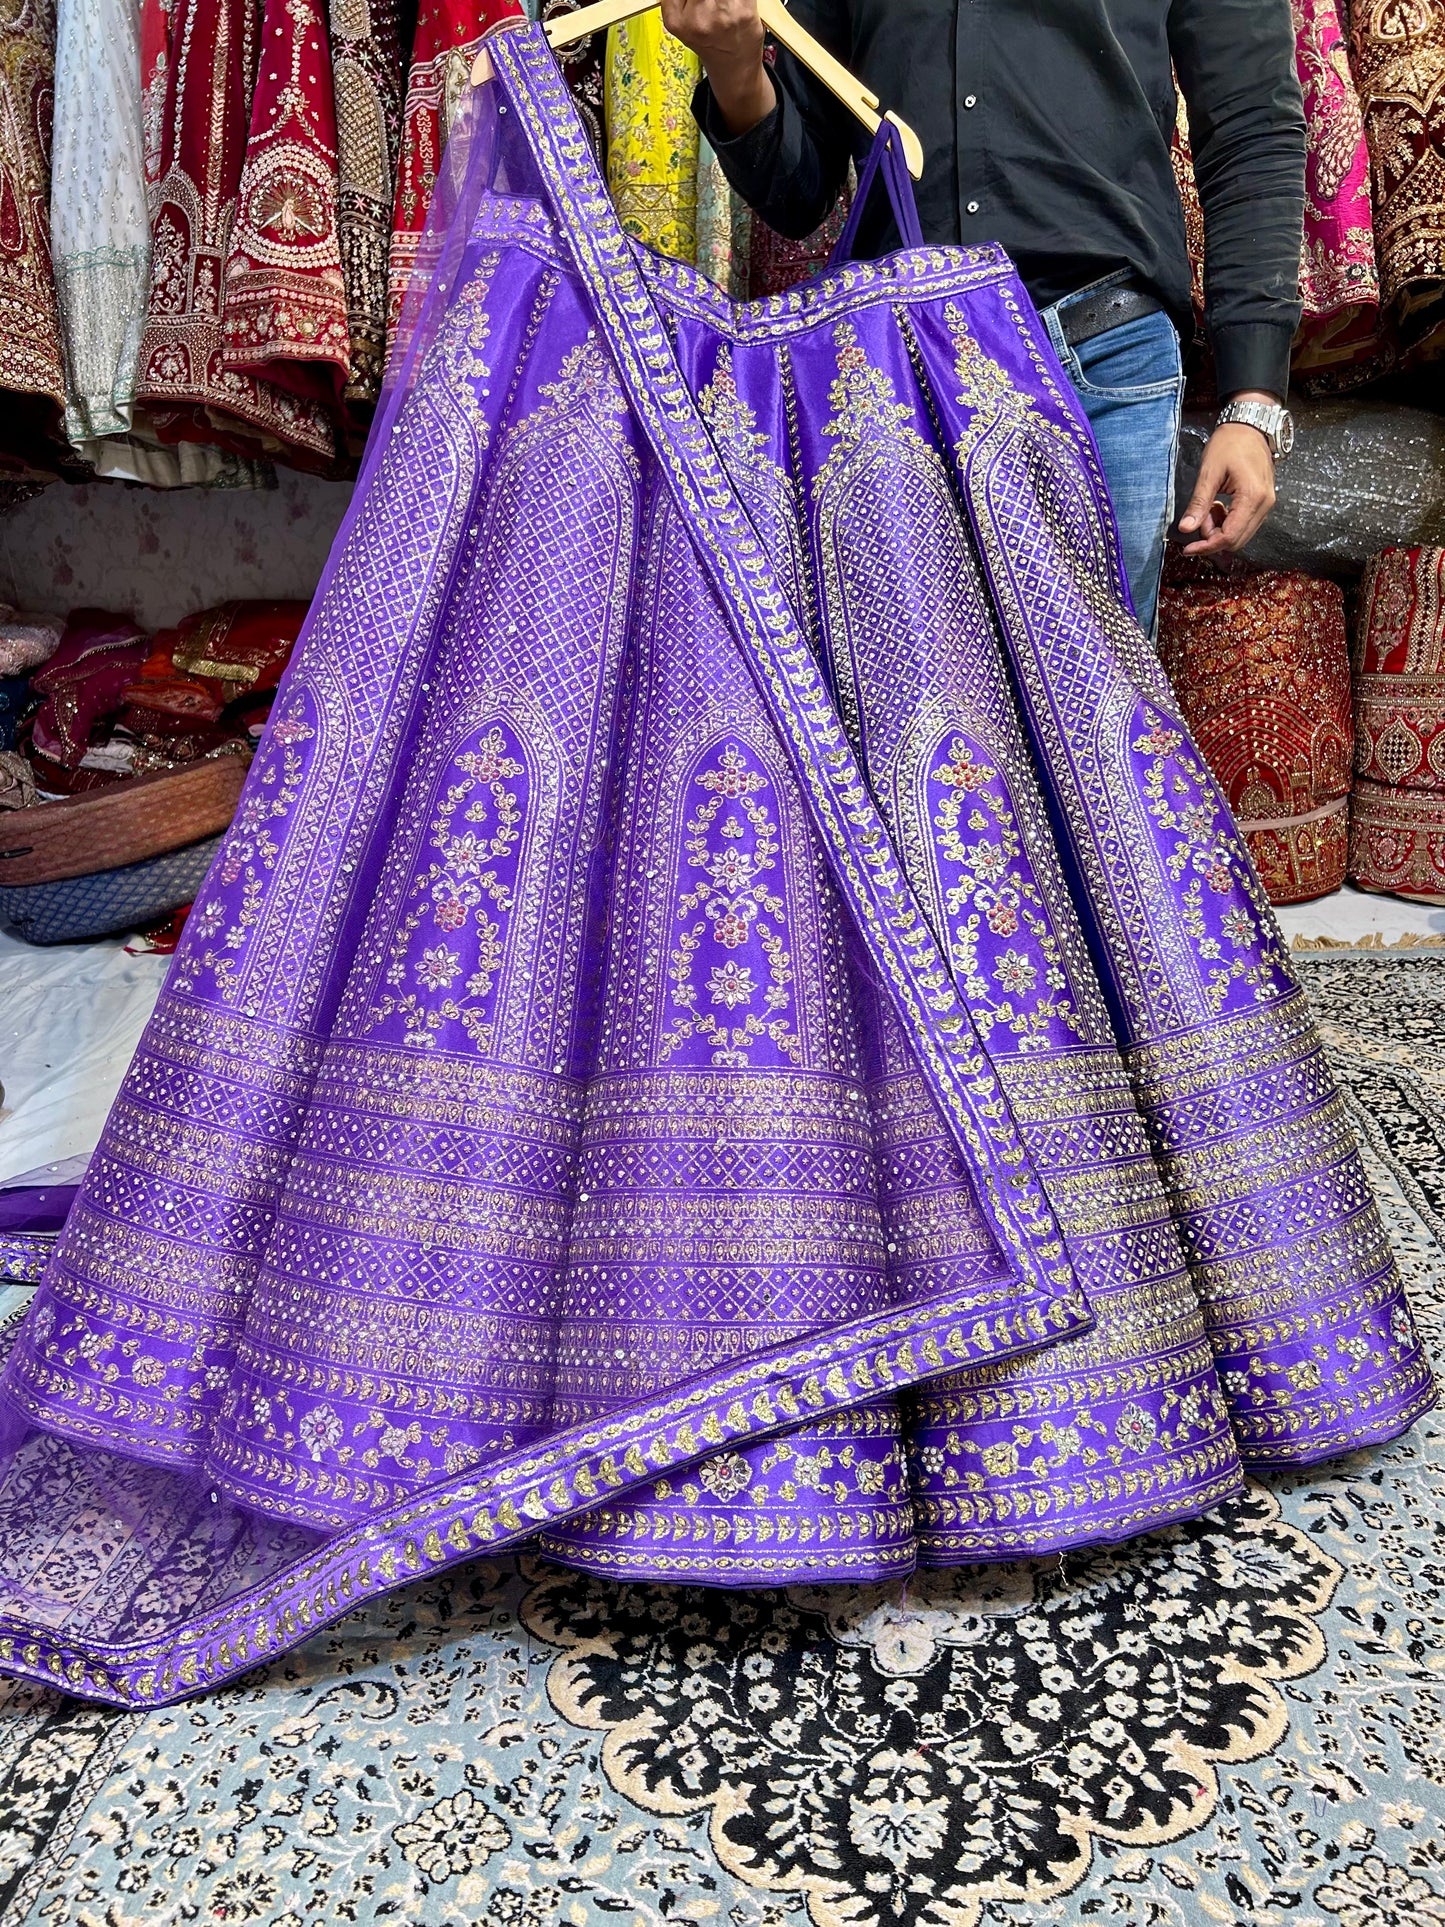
[{"xmin": 0, "ymin": 25, "xmax": 1432, "ymax": 1707}]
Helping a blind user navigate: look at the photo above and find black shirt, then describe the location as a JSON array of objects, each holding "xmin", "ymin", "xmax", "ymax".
[{"xmin": 696, "ymin": 0, "xmax": 1306, "ymax": 400}]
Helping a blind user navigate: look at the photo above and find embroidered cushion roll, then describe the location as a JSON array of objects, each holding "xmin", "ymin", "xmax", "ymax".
[
  {"xmin": 1350, "ymin": 545, "xmax": 1445, "ymax": 902},
  {"xmin": 1157, "ymin": 572, "xmax": 1355, "ymax": 904},
  {"xmin": 0, "ymin": 28, "xmax": 1428, "ymax": 1707}
]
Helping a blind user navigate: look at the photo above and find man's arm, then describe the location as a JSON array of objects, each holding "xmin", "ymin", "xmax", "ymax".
[
  {"xmin": 1170, "ymin": 0, "xmax": 1306, "ymax": 554},
  {"xmin": 665, "ymin": 0, "xmax": 855, "ymax": 241}
]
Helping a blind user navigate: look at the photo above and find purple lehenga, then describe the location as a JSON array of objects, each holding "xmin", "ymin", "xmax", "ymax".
[{"xmin": 0, "ymin": 26, "xmax": 1432, "ymax": 1703}]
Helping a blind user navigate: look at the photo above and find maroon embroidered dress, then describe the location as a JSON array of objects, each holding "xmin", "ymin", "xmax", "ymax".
[
  {"xmin": 222, "ymin": 0, "xmax": 351, "ymax": 408},
  {"xmin": 329, "ymin": 0, "xmax": 403, "ymax": 412},
  {"xmin": 138, "ymin": 0, "xmax": 337, "ymax": 460},
  {"xmin": 384, "ymin": 0, "xmax": 521, "ymax": 359},
  {"xmin": 0, "ymin": 0, "xmax": 67, "ymax": 464}
]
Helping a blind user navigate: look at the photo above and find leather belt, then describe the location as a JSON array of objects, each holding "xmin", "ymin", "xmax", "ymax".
[{"xmin": 1058, "ymin": 281, "xmax": 1164, "ymax": 348}]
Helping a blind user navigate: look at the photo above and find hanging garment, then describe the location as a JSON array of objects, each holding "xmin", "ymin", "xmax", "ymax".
[
  {"xmin": 330, "ymin": 0, "xmax": 403, "ymax": 410},
  {"xmin": 0, "ymin": 0, "xmax": 66, "ymax": 448},
  {"xmin": 222, "ymin": 0, "xmax": 351, "ymax": 405},
  {"xmin": 58, "ymin": 0, "xmax": 263, "ymax": 485},
  {"xmin": 139, "ymin": 0, "xmax": 172, "ymax": 186},
  {"xmin": 1158, "ymin": 572, "xmax": 1354, "ymax": 905},
  {"xmin": 137, "ymin": 0, "xmax": 337, "ymax": 461},
  {"xmin": 385, "ymin": 0, "xmax": 520, "ymax": 359},
  {"xmin": 1350, "ymin": 545, "xmax": 1445, "ymax": 902},
  {"xmin": 540, "ymin": 0, "xmax": 603, "ymax": 159},
  {"xmin": 694, "ymin": 133, "xmax": 746, "ymax": 297},
  {"xmin": 1292, "ymin": 0, "xmax": 1383, "ymax": 377},
  {"xmin": 1350, "ymin": 0, "xmax": 1445, "ymax": 357},
  {"xmin": 1170, "ymin": 92, "xmax": 1205, "ymax": 337},
  {"xmin": 50, "ymin": 0, "xmax": 152, "ymax": 463},
  {"xmin": 603, "ymin": 8, "xmax": 698, "ymax": 259},
  {"xmin": 0, "ymin": 29, "xmax": 1429, "ymax": 1704}
]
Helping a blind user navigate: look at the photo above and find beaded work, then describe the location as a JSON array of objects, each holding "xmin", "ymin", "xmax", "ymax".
[
  {"xmin": 0, "ymin": 30, "xmax": 1430, "ymax": 1702},
  {"xmin": 1159, "ymin": 573, "xmax": 1354, "ymax": 905},
  {"xmin": 1351, "ymin": 544, "xmax": 1445, "ymax": 903}
]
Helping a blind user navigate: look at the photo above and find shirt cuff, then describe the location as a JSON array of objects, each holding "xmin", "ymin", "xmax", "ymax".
[{"xmin": 1210, "ymin": 322, "xmax": 1294, "ymax": 402}]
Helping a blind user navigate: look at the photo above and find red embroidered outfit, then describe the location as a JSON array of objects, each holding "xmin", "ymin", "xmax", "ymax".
[
  {"xmin": 329, "ymin": 0, "xmax": 403, "ymax": 411},
  {"xmin": 385, "ymin": 0, "xmax": 520, "ymax": 358},
  {"xmin": 1158, "ymin": 573, "xmax": 1354, "ymax": 905},
  {"xmin": 1351, "ymin": 546, "xmax": 1445, "ymax": 904},
  {"xmin": 0, "ymin": 0, "xmax": 67, "ymax": 458},
  {"xmin": 137, "ymin": 0, "xmax": 337, "ymax": 460},
  {"xmin": 223, "ymin": 0, "xmax": 351, "ymax": 405}
]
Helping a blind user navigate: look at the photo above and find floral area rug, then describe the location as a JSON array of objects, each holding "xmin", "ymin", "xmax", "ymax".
[{"xmin": 0, "ymin": 950, "xmax": 1442, "ymax": 1927}]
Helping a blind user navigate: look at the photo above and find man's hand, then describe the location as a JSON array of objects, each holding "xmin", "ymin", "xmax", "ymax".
[
  {"xmin": 661, "ymin": 0, "xmax": 773, "ymax": 136},
  {"xmin": 1176, "ymin": 391, "xmax": 1280, "ymax": 555}
]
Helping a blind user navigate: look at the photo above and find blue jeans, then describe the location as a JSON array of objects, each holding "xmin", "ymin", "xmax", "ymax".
[{"xmin": 1040, "ymin": 286, "xmax": 1184, "ymax": 639}]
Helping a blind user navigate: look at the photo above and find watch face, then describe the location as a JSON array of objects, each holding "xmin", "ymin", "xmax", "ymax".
[{"xmin": 1276, "ymin": 411, "xmax": 1296, "ymax": 460}]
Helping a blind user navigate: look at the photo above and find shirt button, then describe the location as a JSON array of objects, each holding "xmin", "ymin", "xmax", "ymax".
[
  {"xmin": 964, "ymin": 94, "xmax": 977, "ymax": 108},
  {"xmin": 966, "ymin": 200, "xmax": 980, "ymax": 215}
]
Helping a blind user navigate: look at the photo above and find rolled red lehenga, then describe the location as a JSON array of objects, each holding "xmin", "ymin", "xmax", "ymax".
[
  {"xmin": 1158, "ymin": 572, "xmax": 1354, "ymax": 904},
  {"xmin": 1350, "ymin": 546, "xmax": 1445, "ymax": 903},
  {"xmin": 0, "ymin": 30, "xmax": 1429, "ymax": 1706}
]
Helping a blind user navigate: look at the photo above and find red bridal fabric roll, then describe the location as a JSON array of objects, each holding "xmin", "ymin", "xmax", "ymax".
[
  {"xmin": 1158, "ymin": 573, "xmax": 1354, "ymax": 905},
  {"xmin": 1350, "ymin": 546, "xmax": 1445, "ymax": 903}
]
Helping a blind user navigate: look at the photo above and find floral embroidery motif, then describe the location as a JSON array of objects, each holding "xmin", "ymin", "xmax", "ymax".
[
  {"xmin": 822, "ymin": 322, "xmax": 917, "ymax": 448},
  {"xmin": 928, "ymin": 734, "xmax": 1082, "ymax": 1050},
  {"xmin": 945, "ymin": 303, "xmax": 1039, "ymax": 458},
  {"xmin": 1132, "ymin": 705, "xmax": 1292, "ymax": 1013},
  {"xmin": 434, "ymin": 258, "xmax": 497, "ymax": 439},
  {"xmin": 660, "ymin": 741, "xmax": 801, "ymax": 1068},
  {"xmin": 367, "ymin": 722, "xmax": 527, "ymax": 1048},
  {"xmin": 174, "ymin": 696, "xmax": 317, "ymax": 1004}
]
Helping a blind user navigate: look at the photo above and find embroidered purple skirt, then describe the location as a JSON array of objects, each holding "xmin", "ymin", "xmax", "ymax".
[{"xmin": 0, "ymin": 28, "xmax": 1430, "ymax": 1704}]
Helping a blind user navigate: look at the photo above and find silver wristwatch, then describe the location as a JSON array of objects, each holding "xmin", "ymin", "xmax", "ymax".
[{"xmin": 1215, "ymin": 398, "xmax": 1295, "ymax": 464}]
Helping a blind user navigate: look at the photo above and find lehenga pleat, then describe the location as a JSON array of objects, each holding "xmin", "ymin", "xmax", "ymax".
[{"xmin": 0, "ymin": 26, "xmax": 1430, "ymax": 1706}]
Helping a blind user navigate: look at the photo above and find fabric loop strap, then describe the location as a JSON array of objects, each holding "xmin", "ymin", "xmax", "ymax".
[{"xmin": 824, "ymin": 115, "xmax": 925, "ymax": 274}]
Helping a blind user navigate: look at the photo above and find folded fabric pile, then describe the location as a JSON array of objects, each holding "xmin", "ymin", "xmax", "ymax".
[
  {"xmin": 0, "ymin": 603, "xmax": 65, "ymax": 814},
  {"xmin": 0, "ymin": 598, "xmax": 307, "ymax": 941},
  {"xmin": 1349, "ymin": 545, "xmax": 1445, "ymax": 903},
  {"xmin": 1157, "ymin": 570, "xmax": 1355, "ymax": 903}
]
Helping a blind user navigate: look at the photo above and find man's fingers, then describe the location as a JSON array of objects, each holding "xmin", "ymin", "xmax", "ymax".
[
  {"xmin": 1217, "ymin": 479, "xmax": 1275, "ymax": 552},
  {"xmin": 1177, "ymin": 452, "xmax": 1226, "ymax": 534},
  {"xmin": 1180, "ymin": 510, "xmax": 1230, "ymax": 556}
]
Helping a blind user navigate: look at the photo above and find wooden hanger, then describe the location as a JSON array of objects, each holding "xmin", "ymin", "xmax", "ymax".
[{"xmin": 470, "ymin": 0, "xmax": 925, "ymax": 180}]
